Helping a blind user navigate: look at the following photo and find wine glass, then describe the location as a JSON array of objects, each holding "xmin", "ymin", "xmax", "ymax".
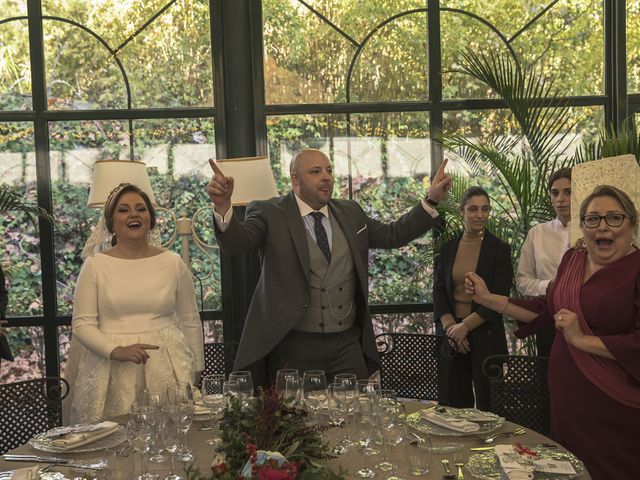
[
  {"xmin": 140, "ymin": 388, "xmax": 168, "ymax": 464},
  {"xmin": 284, "ymin": 375, "xmax": 302, "ymax": 406},
  {"xmin": 127, "ymin": 405, "xmax": 158, "ymax": 480},
  {"xmin": 228, "ymin": 370, "xmax": 254, "ymax": 407},
  {"xmin": 378, "ymin": 397, "xmax": 406, "ymax": 478},
  {"xmin": 357, "ymin": 379, "xmax": 381, "ymax": 455},
  {"xmin": 223, "ymin": 380, "xmax": 240, "ymax": 408},
  {"xmin": 276, "ymin": 368, "xmax": 299, "ymax": 393},
  {"xmin": 165, "ymin": 382, "xmax": 195, "ymax": 463},
  {"xmin": 201, "ymin": 374, "xmax": 225, "ymax": 446},
  {"xmin": 328, "ymin": 382, "xmax": 348, "ymax": 454},
  {"xmin": 334, "ymin": 373, "xmax": 358, "ymax": 447},
  {"xmin": 354, "ymin": 394, "xmax": 376, "ymax": 478},
  {"xmin": 302, "ymin": 370, "xmax": 328, "ymax": 422}
]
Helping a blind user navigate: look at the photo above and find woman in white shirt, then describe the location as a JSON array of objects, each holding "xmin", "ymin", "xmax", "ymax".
[
  {"xmin": 516, "ymin": 167, "xmax": 571, "ymax": 355},
  {"xmin": 65, "ymin": 183, "xmax": 204, "ymax": 423}
]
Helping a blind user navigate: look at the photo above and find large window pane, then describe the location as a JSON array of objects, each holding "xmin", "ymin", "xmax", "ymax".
[
  {"xmin": 42, "ymin": 0, "xmax": 213, "ymax": 109},
  {"xmin": 628, "ymin": 0, "xmax": 640, "ymax": 93},
  {"xmin": 263, "ymin": 0, "xmax": 428, "ymax": 104},
  {"xmin": 51, "ymin": 118, "xmax": 221, "ymax": 315},
  {"xmin": 0, "ymin": 2, "xmax": 31, "ymax": 110},
  {"xmin": 0, "ymin": 326, "xmax": 45, "ymax": 382},
  {"xmin": 442, "ymin": 1, "xmax": 603, "ymax": 98},
  {"xmin": 267, "ymin": 112, "xmax": 433, "ymax": 304},
  {"xmin": 0, "ymin": 122, "xmax": 42, "ymax": 317}
]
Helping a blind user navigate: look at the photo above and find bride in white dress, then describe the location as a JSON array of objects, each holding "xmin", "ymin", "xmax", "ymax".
[{"xmin": 65, "ymin": 183, "xmax": 204, "ymax": 424}]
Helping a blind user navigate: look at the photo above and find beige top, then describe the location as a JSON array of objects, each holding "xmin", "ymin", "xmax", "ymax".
[{"xmin": 440, "ymin": 231, "xmax": 487, "ymax": 332}]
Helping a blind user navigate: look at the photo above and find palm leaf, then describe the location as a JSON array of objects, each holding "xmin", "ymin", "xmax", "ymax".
[{"xmin": 0, "ymin": 187, "xmax": 56, "ymax": 228}]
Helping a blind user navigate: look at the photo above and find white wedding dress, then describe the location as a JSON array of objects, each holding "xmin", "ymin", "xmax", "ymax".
[{"xmin": 64, "ymin": 251, "xmax": 205, "ymax": 424}]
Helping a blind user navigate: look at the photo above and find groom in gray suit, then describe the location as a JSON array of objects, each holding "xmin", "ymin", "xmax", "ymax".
[{"xmin": 207, "ymin": 149, "xmax": 452, "ymax": 386}]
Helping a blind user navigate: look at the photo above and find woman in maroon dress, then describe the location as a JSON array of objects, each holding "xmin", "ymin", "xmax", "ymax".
[{"xmin": 464, "ymin": 185, "xmax": 640, "ymax": 480}]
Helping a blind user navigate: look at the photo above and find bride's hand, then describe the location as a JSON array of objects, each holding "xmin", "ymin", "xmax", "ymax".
[{"xmin": 110, "ymin": 344, "xmax": 159, "ymax": 364}]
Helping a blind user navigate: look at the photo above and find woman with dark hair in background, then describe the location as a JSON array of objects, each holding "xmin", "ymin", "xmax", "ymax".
[
  {"xmin": 65, "ymin": 183, "xmax": 204, "ymax": 423},
  {"xmin": 433, "ymin": 186, "xmax": 512, "ymax": 411},
  {"xmin": 466, "ymin": 185, "xmax": 640, "ymax": 479}
]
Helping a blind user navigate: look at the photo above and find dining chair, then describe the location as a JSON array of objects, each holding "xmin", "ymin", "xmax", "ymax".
[
  {"xmin": 375, "ymin": 333, "xmax": 456, "ymax": 403},
  {"xmin": 0, "ymin": 377, "xmax": 70, "ymax": 454},
  {"xmin": 482, "ymin": 354, "xmax": 551, "ymax": 436},
  {"xmin": 200, "ymin": 342, "xmax": 238, "ymax": 386}
]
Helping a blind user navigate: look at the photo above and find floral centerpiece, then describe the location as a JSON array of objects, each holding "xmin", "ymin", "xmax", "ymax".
[{"xmin": 186, "ymin": 386, "xmax": 346, "ymax": 479}]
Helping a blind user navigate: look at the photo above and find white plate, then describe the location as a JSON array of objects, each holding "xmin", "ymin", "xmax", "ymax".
[
  {"xmin": 466, "ymin": 447, "xmax": 585, "ymax": 480},
  {"xmin": 29, "ymin": 425, "xmax": 127, "ymax": 453},
  {"xmin": 405, "ymin": 407, "xmax": 504, "ymax": 437}
]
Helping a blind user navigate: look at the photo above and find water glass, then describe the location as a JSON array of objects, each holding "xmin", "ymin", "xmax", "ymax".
[
  {"xmin": 228, "ymin": 371, "xmax": 254, "ymax": 407},
  {"xmin": 165, "ymin": 383, "xmax": 195, "ymax": 463},
  {"xmin": 101, "ymin": 446, "xmax": 135, "ymax": 480},
  {"xmin": 334, "ymin": 374, "xmax": 358, "ymax": 447},
  {"xmin": 405, "ymin": 436, "xmax": 432, "ymax": 476}
]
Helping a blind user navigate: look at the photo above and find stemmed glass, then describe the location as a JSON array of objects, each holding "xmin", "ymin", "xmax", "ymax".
[
  {"xmin": 165, "ymin": 382, "xmax": 195, "ymax": 463},
  {"xmin": 378, "ymin": 397, "xmax": 406, "ymax": 479},
  {"xmin": 228, "ymin": 371, "xmax": 254, "ymax": 407},
  {"xmin": 127, "ymin": 405, "xmax": 159, "ymax": 480},
  {"xmin": 354, "ymin": 392, "xmax": 377, "ymax": 478},
  {"xmin": 334, "ymin": 373, "xmax": 358, "ymax": 447},
  {"xmin": 284, "ymin": 374, "xmax": 302, "ymax": 406},
  {"xmin": 141, "ymin": 389, "xmax": 168, "ymax": 464},
  {"xmin": 328, "ymin": 382, "xmax": 348, "ymax": 454},
  {"xmin": 276, "ymin": 368, "xmax": 299, "ymax": 393},
  {"xmin": 357, "ymin": 379, "xmax": 381, "ymax": 456},
  {"xmin": 201, "ymin": 374, "xmax": 225, "ymax": 446},
  {"xmin": 302, "ymin": 370, "xmax": 328, "ymax": 422},
  {"xmin": 223, "ymin": 380, "xmax": 241, "ymax": 408}
]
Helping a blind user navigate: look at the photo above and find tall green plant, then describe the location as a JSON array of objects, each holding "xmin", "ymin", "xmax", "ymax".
[{"xmin": 431, "ymin": 48, "xmax": 582, "ymax": 268}]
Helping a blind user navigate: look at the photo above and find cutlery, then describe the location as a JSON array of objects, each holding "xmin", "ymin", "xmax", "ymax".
[
  {"xmin": 479, "ymin": 427, "xmax": 526, "ymax": 444},
  {"xmin": 3, "ymin": 454, "xmax": 105, "ymax": 471},
  {"xmin": 455, "ymin": 462, "xmax": 465, "ymax": 479},
  {"xmin": 408, "ymin": 432, "xmax": 426, "ymax": 446},
  {"xmin": 441, "ymin": 459, "xmax": 455, "ymax": 479},
  {"xmin": 470, "ymin": 443, "xmax": 557, "ymax": 452}
]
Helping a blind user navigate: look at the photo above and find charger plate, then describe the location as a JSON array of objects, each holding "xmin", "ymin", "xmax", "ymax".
[
  {"xmin": 467, "ymin": 447, "xmax": 585, "ymax": 480},
  {"xmin": 405, "ymin": 407, "xmax": 504, "ymax": 437},
  {"xmin": 29, "ymin": 425, "xmax": 127, "ymax": 453}
]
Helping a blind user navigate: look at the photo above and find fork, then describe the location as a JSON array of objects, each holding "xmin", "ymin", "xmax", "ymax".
[{"xmin": 480, "ymin": 427, "xmax": 526, "ymax": 444}]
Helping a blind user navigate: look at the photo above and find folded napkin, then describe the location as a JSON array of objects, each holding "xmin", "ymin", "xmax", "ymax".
[
  {"xmin": 49, "ymin": 421, "xmax": 119, "ymax": 451},
  {"xmin": 459, "ymin": 410, "xmax": 495, "ymax": 422},
  {"xmin": 494, "ymin": 445, "xmax": 534, "ymax": 480},
  {"xmin": 194, "ymin": 403, "xmax": 211, "ymax": 415},
  {"xmin": 10, "ymin": 466, "xmax": 40, "ymax": 480},
  {"xmin": 420, "ymin": 410, "xmax": 480, "ymax": 433}
]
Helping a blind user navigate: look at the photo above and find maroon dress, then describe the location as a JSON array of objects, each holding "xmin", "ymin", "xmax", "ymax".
[{"xmin": 514, "ymin": 248, "xmax": 640, "ymax": 480}]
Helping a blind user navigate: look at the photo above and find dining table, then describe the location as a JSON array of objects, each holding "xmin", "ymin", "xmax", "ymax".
[{"xmin": 0, "ymin": 402, "xmax": 591, "ymax": 479}]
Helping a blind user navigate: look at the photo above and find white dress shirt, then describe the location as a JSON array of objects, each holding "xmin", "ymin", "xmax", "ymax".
[{"xmin": 516, "ymin": 218, "xmax": 570, "ymax": 297}]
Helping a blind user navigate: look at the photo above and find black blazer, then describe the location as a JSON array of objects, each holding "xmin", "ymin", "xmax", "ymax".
[{"xmin": 433, "ymin": 230, "xmax": 512, "ymax": 345}]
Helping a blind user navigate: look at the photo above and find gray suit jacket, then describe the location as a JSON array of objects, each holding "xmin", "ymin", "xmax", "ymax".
[{"xmin": 216, "ymin": 191, "xmax": 440, "ymax": 378}]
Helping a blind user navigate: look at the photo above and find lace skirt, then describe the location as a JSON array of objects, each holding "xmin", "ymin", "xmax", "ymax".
[{"xmin": 64, "ymin": 325, "xmax": 195, "ymax": 424}]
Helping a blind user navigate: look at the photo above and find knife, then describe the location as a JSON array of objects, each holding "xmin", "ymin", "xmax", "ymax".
[
  {"xmin": 469, "ymin": 443, "xmax": 558, "ymax": 452},
  {"xmin": 3, "ymin": 455, "xmax": 105, "ymax": 470}
]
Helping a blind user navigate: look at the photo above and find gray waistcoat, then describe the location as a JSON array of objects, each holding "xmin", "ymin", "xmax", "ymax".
[{"xmin": 294, "ymin": 214, "xmax": 357, "ymax": 333}]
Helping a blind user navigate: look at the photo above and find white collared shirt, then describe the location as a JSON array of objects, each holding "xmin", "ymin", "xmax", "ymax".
[{"xmin": 516, "ymin": 218, "xmax": 570, "ymax": 297}]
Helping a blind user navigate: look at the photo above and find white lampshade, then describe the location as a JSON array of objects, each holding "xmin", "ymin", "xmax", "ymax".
[
  {"xmin": 87, "ymin": 160, "xmax": 156, "ymax": 208},
  {"xmin": 216, "ymin": 156, "xmax": 278, "ymax": 206}
]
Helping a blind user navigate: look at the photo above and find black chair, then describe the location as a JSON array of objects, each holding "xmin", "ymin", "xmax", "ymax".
[
  {"xmin": 0, "ymin": 377, "xmax": 69, "ymax": 454},
  {"xmin": 482, "ymin": 354, "xmax": 551, "ymax": 436},
  {"xmin": 202, "ymin": 342, "xmax": 237, "ymax": 379},
  {"xmin": 376, "ymin": 333, "xmax": 456, "ymax": 403}
]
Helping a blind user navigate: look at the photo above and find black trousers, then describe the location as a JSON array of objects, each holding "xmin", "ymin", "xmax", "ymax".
[
  {"xmin": 265, "ymin": 325, "xmax": 369, "ymax": 385},
  {"xmin": 436, "ymin": 321, "xmax": 495, "ymax": 412}
]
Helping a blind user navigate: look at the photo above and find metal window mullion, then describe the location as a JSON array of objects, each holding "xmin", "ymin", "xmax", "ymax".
[
  {"xmin": 428, "ymin": 0, "xmax": 443, "ymax": 171},
  {"xmin": 604, "ymin": 0, "xmax": 627, "ymax": 131},
  {"xmin": 27, "ymin": 0, "xmax": 60, "ymax": 378}
]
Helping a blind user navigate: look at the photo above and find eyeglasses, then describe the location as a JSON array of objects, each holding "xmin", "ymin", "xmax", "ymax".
[{"xmin": 580, "ymin": 213, "xmax": 628, "ymax": 228}]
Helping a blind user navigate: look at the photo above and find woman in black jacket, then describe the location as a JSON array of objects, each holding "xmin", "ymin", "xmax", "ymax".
[{"xmin": 434, "ymin": 186, "xmax": 512, "ymax": 411}]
